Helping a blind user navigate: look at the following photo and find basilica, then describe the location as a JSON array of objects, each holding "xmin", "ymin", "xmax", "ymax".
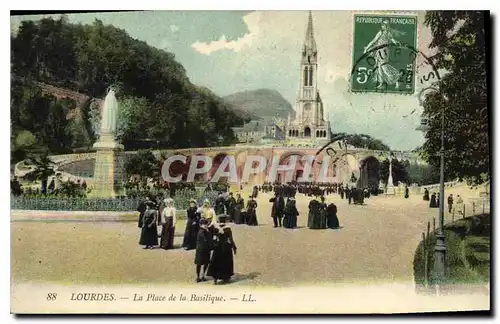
[
  {"xmin": 233, "ymin": 11, "xmax": 331, "ymax": 144},
  {"xmin": 285, "ymin": 11, "xmax": 331, "ymax": 142}
]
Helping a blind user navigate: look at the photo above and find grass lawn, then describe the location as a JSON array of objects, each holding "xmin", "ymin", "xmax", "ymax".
[{"xmin": 413, "ymin": 213, "xmax": 490, "ymax": 287}]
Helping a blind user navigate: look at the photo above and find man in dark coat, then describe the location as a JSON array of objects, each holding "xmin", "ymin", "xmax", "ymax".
[
  {"xmin": 252, "ymin": 186, "xmax": 259, "ymax": 199},
  {"xmin": 139, "ymin": 202, "xmax": 158, "ymax": 249},
  {"xmin": 195, "ymin": 219, "xmax": 214, "ymax": 282},
  {"xmin": 447, "ymin": 194, "xmax": 454, "ymax": 213},
  {"xmin": 348, "ymin": 187, "xmax": 353, "ymax": 205},
  {"xmin": 269, "ymin": 193, "xmax": 285, "ymax": 227}
]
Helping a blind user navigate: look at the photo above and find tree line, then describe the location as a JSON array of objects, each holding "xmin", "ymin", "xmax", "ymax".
[
  {"xmin": 11, "ymin": 16, "xmax": 248, "ymax": 163},
  {"xmin": 422, "ymin": 11, "xmax": 488, "ymax": 186}
]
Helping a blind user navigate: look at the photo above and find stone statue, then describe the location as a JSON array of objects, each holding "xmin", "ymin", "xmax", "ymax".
[{"xmin": 100, "ymin": 87, "xmax": 118, "ymax": 136}]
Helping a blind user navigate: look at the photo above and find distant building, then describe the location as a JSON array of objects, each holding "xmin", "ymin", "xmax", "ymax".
[
  {"xmin": 286, "ymin": 11, "xmax": 331, "ymax": 141},
  {"xmin": 232, "ymin": 119, "xmax": 286, "ymax": 144}
]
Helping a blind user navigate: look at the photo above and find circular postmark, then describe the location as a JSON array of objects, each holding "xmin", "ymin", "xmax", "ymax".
[
  {"xmin": 348, "ymin": 42, "xmax": 442, "ymax": 122},
  {"xmin": 350, "ymin": 42, "xmax": 440, "ymax": 96}
]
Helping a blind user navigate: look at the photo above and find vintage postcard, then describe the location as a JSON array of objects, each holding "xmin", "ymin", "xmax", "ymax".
[{"xmin": 10, "ymin": 10, "xmax": 490, "ymax": 314}]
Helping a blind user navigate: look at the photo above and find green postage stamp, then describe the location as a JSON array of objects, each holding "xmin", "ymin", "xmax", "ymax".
[{"xmin": 351, "ymin": 14, "xmax": 418, "ymax": 94}]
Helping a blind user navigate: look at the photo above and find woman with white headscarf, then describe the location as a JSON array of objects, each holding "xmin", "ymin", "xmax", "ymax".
[{"xmin": 160, "ymin": 198, "xmax": 176, "ymax": 250}]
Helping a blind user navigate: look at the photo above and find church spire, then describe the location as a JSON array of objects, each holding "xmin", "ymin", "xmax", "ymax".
[{"xmin": 303, "ymin": 11, "xmax": 317, "ymax": 54}]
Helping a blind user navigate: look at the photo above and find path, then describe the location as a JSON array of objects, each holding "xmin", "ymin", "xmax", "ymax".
[{"xmin": 11, "ymin": 192, "xmax": 451, "ymax": 287}]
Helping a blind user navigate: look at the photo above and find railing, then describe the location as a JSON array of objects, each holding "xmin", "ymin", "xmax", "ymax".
[
  {"xmin": 420, "ymin": 180, "xmax": 460, "ymax": 191},
  {"xmin": 10, "ymin": 190, "xmax": 220, "ymax": 212},
  {"xmin": 11, "ymin": 196, "xmax": 141, "ymax": 212}
]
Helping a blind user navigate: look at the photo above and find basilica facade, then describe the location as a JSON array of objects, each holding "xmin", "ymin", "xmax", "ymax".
[{"xmin": 286, "ymin": 11, "xmax": 331, "ymax": 142}]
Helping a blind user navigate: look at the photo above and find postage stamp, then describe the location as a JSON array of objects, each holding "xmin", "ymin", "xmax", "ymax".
[{"xmin": 350, "ymin": 13, "xmax": 418, "ymax": 94}]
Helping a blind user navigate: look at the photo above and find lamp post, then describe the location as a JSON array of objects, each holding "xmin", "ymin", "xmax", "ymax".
[
  {"xmin": 416, "ymin": 93, "xmax": 448, "ymax": 289},
  {"xmin": 433, "ymin": 95, "xmax": 447, "ymax": 289}
]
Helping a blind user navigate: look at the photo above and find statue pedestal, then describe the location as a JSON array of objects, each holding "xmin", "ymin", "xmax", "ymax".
[
  {"xmin": 89, "ymin": 136, "xmax": 125, "ymax": 198},
  {"xmin": 386, "ymin": 171, "xmax": 395, "ymax": 195},
  {"xmin": 385, "ymin": 185, "xmax": 396, "ymax": 195}
]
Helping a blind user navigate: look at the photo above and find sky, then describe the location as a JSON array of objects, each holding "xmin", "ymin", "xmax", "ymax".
[{"xmin": 11, "ymin": 10, "xmax": 436, "ymax": 151}]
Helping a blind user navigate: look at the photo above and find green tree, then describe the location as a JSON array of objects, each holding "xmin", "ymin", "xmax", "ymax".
[
  {"xmin": 22, "ymin": 153, "xmax": 56, "ymax": 194},
  {"xmin": 124, "ymin": 149, "xmax": 160, "ymax": 179},
  {"xmin": 379, "ymin": 158, "xmax": 409, "ymax": 186},
  {"xmin": 421, "ymin": 11, "xmax": 488, "ymax": 186},
  {"xmin": 11, "ymin": 130, "xmax": 37, "ymax": 163},
  {"xmin": 14, "ymin": 130, "xmax": 37, "ymax": 149},
  {"xmin": 11, "ymin": 17, "xmax": 246, "ymax": 153},
  {"xmin": 406, "ymin": 163, "xmax": 441, "ymax": 186},
  {"xmin": 331, "ymin": 132, "xmax": 390, "ymax": 151}
]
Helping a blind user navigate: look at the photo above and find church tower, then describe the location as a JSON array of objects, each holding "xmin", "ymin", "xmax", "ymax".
[{"xmin": 286, "ymin": 11, "xmax": 330, "ymax": 141}]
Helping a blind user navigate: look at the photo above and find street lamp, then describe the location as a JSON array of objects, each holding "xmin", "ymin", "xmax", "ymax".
[
  {"xmin": 416, "ymin": 92, "xmax": 448, "ymax": 289},
  {"xmin": 434, "ymin": 94, "xmax": 448, "ymax": 288}
]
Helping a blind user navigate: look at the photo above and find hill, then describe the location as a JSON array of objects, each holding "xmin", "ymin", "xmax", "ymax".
[
  {"xmin": 10, "ymin": 16, "xmax": 248, "ymax": 161},
  {"xmin": 223, "ymin": 89, "xmax": 295, "ymax": 120}
]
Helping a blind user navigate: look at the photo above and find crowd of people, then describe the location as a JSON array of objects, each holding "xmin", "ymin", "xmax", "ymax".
[
  {"xmin": 423, "ymin": 188, "xmax": 464, "ymax": 215},
  {"xmin": 135, "ymin": 180, "xmax": 457, "ymax": 284},
  {"xmin": 137, "ymin": 194, "xmax": 240, "ymax": 284},
  {"xmin": 134, "ymin": 181, "xmax": 350, "ymax": 283}
]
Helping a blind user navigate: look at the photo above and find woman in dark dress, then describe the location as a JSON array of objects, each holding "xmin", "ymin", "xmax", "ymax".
[
  {"xmin": 429, "ymin": 193, "xmax": 438, "ymax": 208},
  {"xmin": 137, "ymin": 197, "xmax": 150, "ymax": 228},
  {"xmin": 139, "ymin": 202, "xmax": 159, "ymax": 249},
  {"xmin": 214, "ymin": 193, "xmax": 226, "ymax": 215},
  {"xmin": 404, "ymin": 186, "xmax": 410, "ymax": 199},
  {"xmin": 326, "ymin": 203, "xmax": 340, "ymax": 229},
  {"xmin": 319, "ymin": 196, "xmax": 328, "ymax": 228},
  {"xmin": 308, "ymin": 198, "xmax": 327, "ymax": 229},
  {"xmin": 423, "ymin": 188, "xmax": 430, "ymax": 201},
  {"xmin": 194, "ymin": 219, "xmax": 214, "ymax": 282},
  {"xmin": 233, "ymin": 194, "xmax": 245, "ymax": 224},
  {"xmin": 246, "ymin": 196, "xmax": 258, "ymax": 226},
  {"xmin": 183, "ymin": 199, "xmax": 200, "ymax": 250},
  {"xmin": 160, "ymin": 198, "xmax": 176, "ymax": 250},
  {"xmin": 283, "ymin": 197, "xmax": 299, "ymax": 229},
  {"xmin": 207, "ymin": 215, "xmax": 237, "ymax": 285}
]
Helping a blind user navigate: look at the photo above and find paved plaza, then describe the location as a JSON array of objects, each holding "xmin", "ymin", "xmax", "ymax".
[{"xmin": 11, "ymin": 191, "xmax": 458, "ymax": 287}]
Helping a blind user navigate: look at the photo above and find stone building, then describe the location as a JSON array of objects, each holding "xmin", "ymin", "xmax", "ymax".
[
  {"xmin": 286, "ymin": 11, "xmax": 331, "ymax": 141},
  {"xmin": 232, "ymin": 118, "xmax": 286, "ymax": 144}
]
